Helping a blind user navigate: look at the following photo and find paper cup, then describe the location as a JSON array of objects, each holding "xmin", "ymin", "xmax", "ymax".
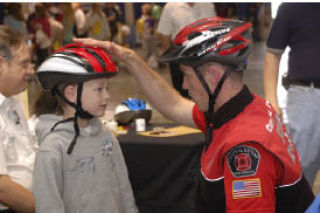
[{"xmin": 135, "ymin": 118, "xmax": 146, "ymax": 132}]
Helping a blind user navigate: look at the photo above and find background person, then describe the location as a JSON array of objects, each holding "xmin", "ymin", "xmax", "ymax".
[
  {"xmin": 156, "ymin": 2, "xmax": 216, "ymax": 97},
  {"xmin": 263, "ymin": 3, "xmax": 320, "ymax": 187},
  {"xmin": 85, "ymin": 3, "xmax": 111, "ymax": 41},
  {"xmin": 0, "ymin": 25, "xmax": 36, "ymax": 213}
]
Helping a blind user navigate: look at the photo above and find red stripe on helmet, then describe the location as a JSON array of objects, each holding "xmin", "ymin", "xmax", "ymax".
[
  {"xmin": 207, "ymin": 22, "xmax": 252, "ymax": 56},
  {"xmin": 62, "ymin": 48, "xmax": 105, "ymax": 73},
  {"xmin": 218, "ymin": 44, "xmax": 247, "ymax": 56},
  {"xmin": 173, "ymin": 17, "xmax": 227, "ymax": 45},
  {"xmin": 56, "ymin": 43, "xmax": 117, "ymax": 74}
]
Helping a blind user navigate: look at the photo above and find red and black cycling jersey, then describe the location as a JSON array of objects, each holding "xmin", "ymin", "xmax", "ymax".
[{"xmin": 193, "ymin": 86, "xmax": 314, "ymax": 213}]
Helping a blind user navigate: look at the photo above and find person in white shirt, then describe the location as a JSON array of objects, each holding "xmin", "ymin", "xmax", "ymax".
[
  {"xmin": 85, "ymin": 3, "xmax": 111, "ymax": 41},
  {"xmin": 157, "ymin": 2, "xmax": 216, "ymax": 97},
  {"xmin": 72, "ymin": 3, "xmax": 87, "ymax": 38},
  {"xmin": 0, "ymin": 25, "xmax": 36, "ymax": 213}
]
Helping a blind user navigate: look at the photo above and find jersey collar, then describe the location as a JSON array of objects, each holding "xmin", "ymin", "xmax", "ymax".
[{"xmin": 212, "ymin": 85, "xmax": 254, "ymax": 129}]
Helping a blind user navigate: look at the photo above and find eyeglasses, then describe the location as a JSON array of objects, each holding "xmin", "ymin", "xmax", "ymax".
[
  {"xmin": 0, "ymin": 54, "xmax": 34, "ymax": 69},
  {"xmin": 19, "ymin": 60, "xmax": 35, "ymax": 70}
]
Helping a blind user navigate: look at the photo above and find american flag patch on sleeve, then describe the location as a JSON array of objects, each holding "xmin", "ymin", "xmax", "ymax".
[{"xmin": 232, "ymin": 178, "xmax": 262, "ymax": 199}]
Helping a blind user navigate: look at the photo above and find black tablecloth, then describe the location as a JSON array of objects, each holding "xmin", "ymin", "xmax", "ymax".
[{"xmin": 119, "ymin": 124, "xmax": 204, "ymax": 213}]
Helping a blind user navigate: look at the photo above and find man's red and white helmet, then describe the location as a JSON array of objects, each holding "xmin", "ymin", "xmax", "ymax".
[
  {"xmin": 159, "ymin": 17, "xmax": 253, "ymax": 149},
  {"xmin": 37, "ymin": 43, "xmax": 118, "ymax": 90},
  {"xmin": 159, "ymin": 17, "xmax": 252, "ymax": 68}
]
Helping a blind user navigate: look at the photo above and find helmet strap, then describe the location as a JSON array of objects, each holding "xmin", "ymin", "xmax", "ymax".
[
  {"xmin": 53, "ymin": 87, "xmax": 77, "ymax": 109},
  {"xmin": 52, "ymin": 84, "xmax": 93, "ymax": 119},
  {"xmin": 51, "ymin": 83, "xmax": 93, "ymax": 154},
  {"xmin": 194, "ymin": 65, "xmax": 232, "ymax": 149}
]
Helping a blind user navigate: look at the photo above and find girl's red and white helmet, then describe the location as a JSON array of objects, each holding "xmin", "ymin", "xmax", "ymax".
[
  {"xmin": 36, "ymin": 43, "xmax": 118, "ymax": 155},
  {"xmin": 159, "ymin": 17, "xmax": 252, "ymax": 68},
  {"xmin": 37, "ymin": 43, "xmax": 118, "ymax": 89}
]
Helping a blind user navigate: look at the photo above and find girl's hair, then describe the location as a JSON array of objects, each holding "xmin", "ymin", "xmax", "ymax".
[{"xmin": 33, "ymin": 83, "xmax": 71, "ymax": 117}]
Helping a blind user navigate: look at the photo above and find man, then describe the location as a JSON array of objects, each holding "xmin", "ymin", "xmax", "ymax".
[
  {"xmin": 263, "ymin": 3, "xmax": 320, "ymax": 186},
  {"xmin": 157, "ymin": 2, "xmax": 216, "ymax": 97},
  {"xmin": 76, "ymin": 17, "xmax": 314, "ymax": 212},
  {"xmin": 0, "ymin": 26, "xmax": 36, "ymax": 213}
]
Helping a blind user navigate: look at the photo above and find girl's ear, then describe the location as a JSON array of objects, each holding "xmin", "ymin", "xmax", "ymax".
[{"xmin": 64, "ymin": 84, "xmax": 77, "ymax": 103}]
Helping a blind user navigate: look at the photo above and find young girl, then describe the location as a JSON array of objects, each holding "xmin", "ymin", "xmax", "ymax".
[{"xmin": 33, "ymin": 43, "xmax": 138, "ymax": 213}]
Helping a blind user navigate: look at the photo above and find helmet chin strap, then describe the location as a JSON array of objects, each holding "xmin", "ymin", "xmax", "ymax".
[
  {"xmin": 193, "ymin": 65, "xmax": 232, "ymax": 150},
  {"xmin": 51, "ymin": 83, "xmax": 93, "ymax": 154}
]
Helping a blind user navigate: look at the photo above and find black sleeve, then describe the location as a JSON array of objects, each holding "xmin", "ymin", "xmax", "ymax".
[{"xmin": 266, "ymin": 3, "xmax": 291, "ymax": 52}]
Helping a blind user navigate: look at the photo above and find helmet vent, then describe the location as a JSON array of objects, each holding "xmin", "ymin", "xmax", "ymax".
[
  {"xmin": 237, "ymin": 46, "xmax": 249, "ymax": 56},
  {"xmin": 187, "ymin": 31, "xmax": 202, "ymax": 40},
  {"xmin": 189, "ymin": 20, "xmax": 209, "ymax": 28},
  {"xmin": 209, "ymin": 27, "xmax": 225, "ymax": 32},
  {"xmin": 220, "ymin": 43, "xmax": 234, "ymax": 50}
]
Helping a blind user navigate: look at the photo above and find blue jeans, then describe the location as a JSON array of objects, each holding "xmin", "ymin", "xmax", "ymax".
[{"xmin": 286, "ymin": 85, "xmax": 320, "ymax": 186}]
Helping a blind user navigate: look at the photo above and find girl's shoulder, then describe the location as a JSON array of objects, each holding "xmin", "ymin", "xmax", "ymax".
[{"xmin": 38, "ymin": 130, "xmax": 71, "ymax": 153}]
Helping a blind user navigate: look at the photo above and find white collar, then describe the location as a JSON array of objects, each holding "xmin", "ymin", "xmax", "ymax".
[
  {"xmin": 0, "ymin": 93, "xmax": 7, "ymax": 107},
  {"xmin": 82, "ymin": 122, "xmax": 92, "ymax": 135}
]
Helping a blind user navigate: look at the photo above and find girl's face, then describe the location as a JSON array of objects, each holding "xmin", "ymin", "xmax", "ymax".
[{"xmin": 81, "ymin": 78, "xmax": 110, "ymax": 117}]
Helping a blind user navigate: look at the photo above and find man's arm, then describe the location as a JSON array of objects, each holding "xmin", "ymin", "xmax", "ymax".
[
  {"xmin": 223, "ymin": 143, "xmax": 280, "ymax": 212},
  {"xmin": 33, "ymin": 149, "xmax": 65, "ymax": 213},
  {"xmin": 263, "ymin": 51, "xmax": 282, "ymax": 115},
  {"xmin": 0, "ymin": 175, "xmax": 34, "ymax": 213},
  {"xmin": 74, "ymin": 38, "xmax": 196, "ymax": 127}
]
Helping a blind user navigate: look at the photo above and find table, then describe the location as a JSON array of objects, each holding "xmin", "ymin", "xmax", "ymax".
[{"xmin": 119, "ymin": 124, "xmax": 204, "ymax": 213}]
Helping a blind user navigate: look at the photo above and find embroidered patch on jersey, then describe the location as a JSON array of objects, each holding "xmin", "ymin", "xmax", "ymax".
[
  {"xmin": 227, "ymin": 145, "xmax": 260, "ymax": 178},
  {"xmin": 232, "ymin": 178, "xmax": 262, "ymax": 199}
]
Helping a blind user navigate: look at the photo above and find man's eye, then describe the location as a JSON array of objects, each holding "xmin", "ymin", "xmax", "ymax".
[{"xmin": 20, "ymin": 61, "xmax": 31, "ymax": 67}]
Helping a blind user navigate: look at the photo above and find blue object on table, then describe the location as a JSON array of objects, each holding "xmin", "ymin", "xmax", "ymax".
[
  {"xmin": 123, "ymin": 98, "xmax": 146, "ymax": 111},
  {"xmin": 306, "ymin": 194, "xmax": 320, "ymax": 213}
]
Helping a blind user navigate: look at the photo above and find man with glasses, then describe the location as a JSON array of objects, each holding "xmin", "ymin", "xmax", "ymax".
[{"xmin": 0, "ymin": 25, "xmax": 36, "ymax": 213}]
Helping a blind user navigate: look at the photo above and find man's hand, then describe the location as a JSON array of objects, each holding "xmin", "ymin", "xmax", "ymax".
[
  {"xmin": 73, "ymin": 38, "xmax": 136, "ymax": 62},
  {"xmin": 0, "ymin": 175, "xmax": 35, "ymax": 213},
  {"xmin": 263, "ymin": 51, "xmax": 282, "ymax": 116},
  {"xmin": 74, "ymin": 37, "xmax": 196, "ymax": 127}
]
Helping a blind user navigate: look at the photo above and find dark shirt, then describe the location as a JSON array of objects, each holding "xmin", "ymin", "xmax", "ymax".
[
  {"xmin": 103, "ymin": 7, "xmax": 121, "ymax": 29},
  {"xmin": 267, "ymin": 3, "xmax": 320, "ymax": 82}
]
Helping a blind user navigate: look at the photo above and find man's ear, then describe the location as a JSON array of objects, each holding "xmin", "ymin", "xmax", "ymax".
[
  {"xmin": 0, "ymin": 56, "xmax": 6, "ymax": 75},
  {"xmin": 207, "ymin": 66, "xmax": 222, "ymax": 85},
  {"xmin": 64, "ymin": 84, "xmax": 78, "ymax": 103}
]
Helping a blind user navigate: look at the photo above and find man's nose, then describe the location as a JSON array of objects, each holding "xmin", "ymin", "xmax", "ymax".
[
  {"xmin": 27, "ymin": 63, "xmax": 35, "ymax": 75},
  {"xmin": 26, "ymin": 64, "xmax": 36, "ymax": 81}
]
